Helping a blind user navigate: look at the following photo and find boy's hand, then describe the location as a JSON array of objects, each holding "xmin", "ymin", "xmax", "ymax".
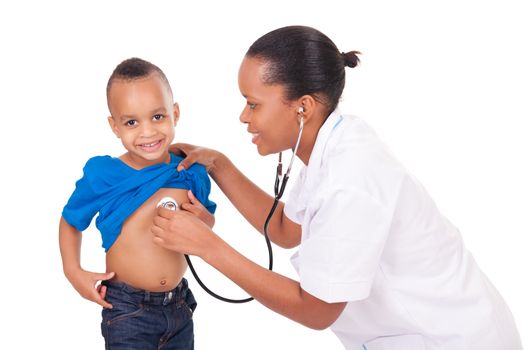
[
  {"xmin": 180, "ymin": 190, "xmax": 215, "ymax": 228},
  {"xmin": 66, "ymin": 269, "xmax": 115, "ymax": 309}
]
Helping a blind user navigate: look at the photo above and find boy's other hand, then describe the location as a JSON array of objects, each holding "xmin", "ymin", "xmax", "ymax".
[
  {"xmin": 67, "ymin": 269, "xmax": 115, "ymax": 309},
  {"xmin": 180, "ymin": 190, "xmax": 215, "ymax": 228}
]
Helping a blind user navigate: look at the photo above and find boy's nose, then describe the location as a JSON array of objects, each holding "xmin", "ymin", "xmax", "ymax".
[{"xmin": 140, "ymin": 121, "xmax": 157, "ymax": 136}]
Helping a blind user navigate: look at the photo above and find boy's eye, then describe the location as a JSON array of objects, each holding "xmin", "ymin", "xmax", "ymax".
[
  {"xmin": 126, "ymin": 120, "xmax": 137, "ymax": 126},
  {"xmin": 247, "ymin": 102, "xmax": 257, "ymax": 110},
  {"xmin": 153, "ymin": 114, "xmax": 164, "ymax": 121}
]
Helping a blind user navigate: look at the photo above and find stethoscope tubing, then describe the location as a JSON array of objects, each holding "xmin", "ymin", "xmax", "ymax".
[{"xmin": 177, "ymin": 116, "xmax": 304, "ymax": 303}]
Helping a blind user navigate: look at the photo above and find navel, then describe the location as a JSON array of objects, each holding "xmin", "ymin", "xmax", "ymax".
[{"xmin": 160, "ymin": 279, "xmax": 167, "ymax": 286}]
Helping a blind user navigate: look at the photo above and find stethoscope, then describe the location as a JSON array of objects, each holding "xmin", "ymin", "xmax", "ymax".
[{"xmin": 158, "ymin": 109, "xmax": 305, "ymax": 303}]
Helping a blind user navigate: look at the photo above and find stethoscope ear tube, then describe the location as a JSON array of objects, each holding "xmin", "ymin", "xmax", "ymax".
[{"xmin": 277, "ymin": 175, "xmax": 290, "ymax": 200}]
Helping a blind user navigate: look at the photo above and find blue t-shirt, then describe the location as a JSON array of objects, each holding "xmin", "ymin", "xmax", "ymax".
[{"xmin": 62, "ymin": 153, "xmax": 216, "ymax": 251}]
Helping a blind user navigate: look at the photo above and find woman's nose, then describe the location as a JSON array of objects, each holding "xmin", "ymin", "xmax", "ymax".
[{"xmin": 239, "ymin": 106, "xmax": 250, "ymax": 124}]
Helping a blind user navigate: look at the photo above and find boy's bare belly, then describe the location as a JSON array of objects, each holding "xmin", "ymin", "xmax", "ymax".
[{"xmin": 106, "ymin": 188, "xmax": 188, "ymax": 292}]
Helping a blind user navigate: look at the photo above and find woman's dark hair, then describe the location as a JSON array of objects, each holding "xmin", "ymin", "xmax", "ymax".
[
  {"xmin": 246, "ymin": 25, "xmax": 359, "ymax": 115},
  {"xmin": 106, "ymin": 57, "xmax": 173, "ymax": 100}
]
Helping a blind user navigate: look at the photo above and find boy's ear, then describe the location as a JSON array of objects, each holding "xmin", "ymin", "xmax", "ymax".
[
  {"xmin": 107, "ymin": 116, "xmax": 121, "ymax": 138},
  {"xmin": 172, "ymin": 103, "xmax": 180, "ymax": 126}
]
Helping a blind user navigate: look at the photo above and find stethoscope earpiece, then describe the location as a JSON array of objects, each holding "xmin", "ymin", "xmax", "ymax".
[{"xmin": 297, "ymin": 106, "xmax": 305, "ymax": 128}]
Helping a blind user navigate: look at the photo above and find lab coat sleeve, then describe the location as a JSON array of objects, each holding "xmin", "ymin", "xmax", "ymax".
[{"xmin": 297, "ymin": 186, "xmax": 392, "ymax": 303}]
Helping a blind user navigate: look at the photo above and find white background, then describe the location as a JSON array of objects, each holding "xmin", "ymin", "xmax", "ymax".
[{"xmin": 0, "ymin": 0, "xmax": 523, "ymax": 348}]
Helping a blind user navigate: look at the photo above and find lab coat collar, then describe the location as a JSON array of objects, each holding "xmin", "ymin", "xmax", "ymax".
[
  {"xmin": 297, "ymin": 108, "xmax": 344, "ymax": 209},
  {"xmin": 306, "ymin": 107, "xmax": 344, "ymax": 172}
]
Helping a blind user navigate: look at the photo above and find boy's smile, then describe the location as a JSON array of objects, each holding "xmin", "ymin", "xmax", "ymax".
[{"xmin": 107, "ymin": 73, "xmax": 179, "ymax": 169}]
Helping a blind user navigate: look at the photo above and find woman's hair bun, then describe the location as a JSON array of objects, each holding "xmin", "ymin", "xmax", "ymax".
[{"xmin": 342, "ymin": 51, "xmax": 361, "ymax": 68}]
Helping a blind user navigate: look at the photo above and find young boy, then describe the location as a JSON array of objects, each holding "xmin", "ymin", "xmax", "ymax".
[{"xmin": 59, "ymin": 57, "xmax": 216, "ymax": 349}]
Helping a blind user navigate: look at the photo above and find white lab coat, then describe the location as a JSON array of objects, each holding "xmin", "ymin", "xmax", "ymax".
[{"xmin": 284, "ymin": 109, "xmax": 522, "ymax": 349}]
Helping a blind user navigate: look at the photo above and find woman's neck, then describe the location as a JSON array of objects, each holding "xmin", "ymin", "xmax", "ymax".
[{"xmin": 296, "ymin": 115, "xmax": 325, "ymax": 166}]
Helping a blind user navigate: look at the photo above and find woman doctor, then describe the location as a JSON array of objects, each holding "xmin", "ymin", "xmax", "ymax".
[{"xmin": 152, "ymin": 26, "xmax": 522, "ymax": 349}]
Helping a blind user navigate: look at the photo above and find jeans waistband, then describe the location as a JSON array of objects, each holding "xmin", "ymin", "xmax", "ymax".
[{"xmin": 102, "ymin": 278, "xmax": 188, "ymax": 306}]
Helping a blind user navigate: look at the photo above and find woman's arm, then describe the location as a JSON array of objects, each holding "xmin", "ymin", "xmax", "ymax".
[
  {"xmin": 152, "ymin": 209, "xmax": 346, "ymax": 329},
  {"xmin": 210, "ymin": 236, "xmax": 347, "ymax": 329},
  {"xmin": 171, "ymin": 143, "xmax": 301, "ymax": 248}
]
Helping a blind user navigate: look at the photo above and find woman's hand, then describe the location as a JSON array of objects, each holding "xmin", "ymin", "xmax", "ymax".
[
  {"xmin": 169, "ymin": 143, "xmax": 223, "ymax": 173},
  {"xmin": 151, "ymin": 206, "xmax": 218, "ymax": 260},
  {"xmin": 180, "ymin": 190, "xmax": 215, "ymax": 228}
]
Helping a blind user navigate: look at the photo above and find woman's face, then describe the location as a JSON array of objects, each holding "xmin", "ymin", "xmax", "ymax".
[{"xmin": 238, "ymin": 56, "xmax": 301, "ymax": 156}]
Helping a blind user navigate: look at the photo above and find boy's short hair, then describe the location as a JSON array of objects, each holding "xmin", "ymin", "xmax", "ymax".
[{"xmin": 106, "ymin": 57, "xmax": 173, "ymax": 101}]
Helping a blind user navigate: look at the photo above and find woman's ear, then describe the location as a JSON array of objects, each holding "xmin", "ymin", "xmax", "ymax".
[
  {"xmin": 107, "ymin": 116, "xmax": 121, "ymax": 138},
  {"xmin": 172, "ymin": 103, "xmax": 180, "ymax": 126},
  {"xmin": 297, "ymin": 95, "xmax": 316, "ymax": 122}
]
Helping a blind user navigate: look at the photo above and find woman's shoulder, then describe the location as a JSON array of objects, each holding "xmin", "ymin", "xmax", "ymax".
[{"xmin": 324, "ymin": 115, "xmax": 407, "ymax": 182}]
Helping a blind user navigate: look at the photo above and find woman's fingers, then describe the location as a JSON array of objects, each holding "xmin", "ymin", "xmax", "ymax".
[
  {"xmin": 152, "ymin": 236, "xmax": 165, "ymax": 246},
  {"xmin": 180, "ymin": 191, "xmax": 215, "ymax": 227},
  {"xmin": 168, "ymin": 142, "xmax": 193, "ymax": 157},
  {"xmin": 171, "ymin": 143, "xmax": 220, "ymax": 172},
  {"xmin": 155, "ymin": 206, "xmax": 177, "ymax": 220},
  {"xmin": 181, "ymin": 191, "xmax": 204, "ymax": 213},
  {"xmin": 168, "ymin": 143, "xmax": 199, "ymax": 171},
  {"xmin": 151, "ymin": 206, "xmax": 214, "ymax": 257},
  {"xmin": 151, "ymin": 224, "xmax": 164, "ymax": 237},
  {"xmin": 172, "ymin": 143, "xmax": 198, "ymax": 171},
  {"xmin": 187, "ymin": 190, "xmax": 203, "ymax": 206}
]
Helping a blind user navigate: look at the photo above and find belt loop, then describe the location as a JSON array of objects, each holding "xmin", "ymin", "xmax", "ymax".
[
  {"xmin": 175, "ymin": 280, "xmax": 184, "ymax": 304},
  {"xmin": 163, "ymin": 291, "xmax": 173, "ymax": 306},
  {"xmin": 144, "ymin": 291, "xmax": 151, "ymax": 303}
]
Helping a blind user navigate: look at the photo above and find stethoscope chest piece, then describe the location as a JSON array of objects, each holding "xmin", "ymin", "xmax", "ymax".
[{"xmin": 157, "ymin": 196, "xmax": 178, "ymax": 211}]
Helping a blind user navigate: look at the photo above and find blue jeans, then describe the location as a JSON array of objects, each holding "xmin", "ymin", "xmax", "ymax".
[{"xmin": 101, "ymin": 279, "xmax": 197, "ymax": 350}]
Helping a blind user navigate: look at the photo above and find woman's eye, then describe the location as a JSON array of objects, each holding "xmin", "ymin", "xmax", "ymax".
[
  {"xmin": 153, "ymin": 114, "xmax": 164, "ymax": 121},
  {"xmin": 126, "ymin": 120, "xmax": 137, "ymax": 126}
]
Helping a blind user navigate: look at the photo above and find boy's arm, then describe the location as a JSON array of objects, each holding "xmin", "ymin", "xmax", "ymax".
[{"xmin": 59, "ymin": 216, "xmax": 114, "ymax": 308}]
